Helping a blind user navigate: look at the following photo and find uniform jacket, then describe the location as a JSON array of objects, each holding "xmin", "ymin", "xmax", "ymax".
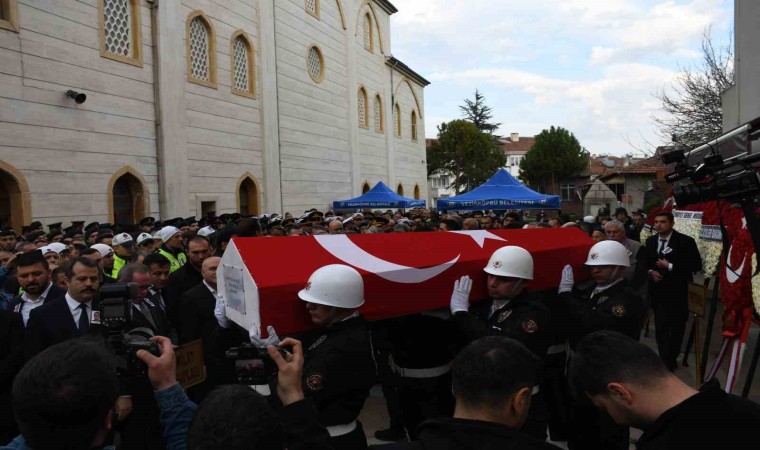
[
  {"xmin": 645, "ymin": 230, "xmax": 702, "ymax": 301},
  {"xmin": 557, "ymin": 279, "xmax": 646, "ymax": 346},
  {"xmin": 637, "ymin": 379, "xmax": 760, "ymax": 450},
  {"xmin": 299, "ymin": 315, "xmax": 376, "ymax": 427},
  {"xmin": 371, "ymin": 418, "xmax": 562, "ymax": 450},
  {"xmin": 454, "ymin": 292, "xmax": 552, "ymax": 358}
]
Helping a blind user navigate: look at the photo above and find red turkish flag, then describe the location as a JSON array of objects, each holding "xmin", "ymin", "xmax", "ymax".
[{"xmin": 218, "ymin": 228, "xmax": 594, "ymax": 335}]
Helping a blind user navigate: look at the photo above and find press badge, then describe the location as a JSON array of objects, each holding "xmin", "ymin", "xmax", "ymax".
[
  {"xmin": 662, "ymin": 247, "xmax": 673, "ymax": 255},
  {"xmin": 91, "ymin": 310, "xmax": 101, "ymax": 324}
]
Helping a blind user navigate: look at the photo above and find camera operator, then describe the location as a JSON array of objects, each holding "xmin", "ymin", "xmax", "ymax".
[{"xmin": 115, "ymin": 263, "xmax": 176, "ymax": 450}]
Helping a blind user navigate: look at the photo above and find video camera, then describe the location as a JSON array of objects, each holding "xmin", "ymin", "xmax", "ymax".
[
  {"xmin": 662, "ymin": 117, "xmax": 760, "ymax": 206},
  {"xmin": 226, "ymin": 343, "xmax": 290, "ymax": 386},
  {"xmin": 98, "ymin": 283, "xmax": 160, "ymax": 377}
]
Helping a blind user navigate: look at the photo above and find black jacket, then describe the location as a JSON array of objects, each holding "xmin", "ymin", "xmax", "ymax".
[
  {"xmin": 454, "ymin": 292, "xmax": 552, "ymax": 358},
  {"xmin": 165, "ymin": 263, "xmax": 203, "ymax": 326},
  {"xmin": 298, "ymin": 315, "xmax": 376, "ymax": 426},
  {"xmin": 0, "ymin": 310, "xmax": 24, "ymax": 427},
  {"xmin": 24, "ymin": 297, "xmax": 105, "ymax": 360},
  {"xmin": 9, "ymin": 283, "xmax": 66, "ymax": 319},
  {"xmin": 557, "ymin": 279, "xmax": 646, "ymax": 346},
  {"xmin": 637, "ymin": 379, "xmax": 760, "ymax": 449},
  {"xmin": 371, "ymin": 418, "xmax": 561, "ymax": 450},
  {"xmin": 645, "ymin": 230, "xmax": 702, "ymax": 302}
]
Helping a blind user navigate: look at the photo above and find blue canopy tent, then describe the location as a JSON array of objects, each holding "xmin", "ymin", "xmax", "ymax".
[
  {"xmin": 333, "ymin": 181, "xmax": 426, "ymax": 209},
  {"xmin": 437, "ymin": 169, "xmax": 561, "ymax": 211}
]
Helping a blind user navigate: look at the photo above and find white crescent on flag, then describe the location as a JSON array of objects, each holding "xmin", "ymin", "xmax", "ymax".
[{"xmin": 313, "ymin": 234, "xmax": 460, "ymax": 284}]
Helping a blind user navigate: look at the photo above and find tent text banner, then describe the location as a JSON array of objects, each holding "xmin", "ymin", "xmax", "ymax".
[{"xmin": 218, "ymin": 228, "xmax": 593, "ymax": 335}]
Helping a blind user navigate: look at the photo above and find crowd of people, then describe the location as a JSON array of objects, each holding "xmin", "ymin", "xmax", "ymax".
[{"xmin": 0, "ymin": 206, "xmax": 758, "ymax": 450}]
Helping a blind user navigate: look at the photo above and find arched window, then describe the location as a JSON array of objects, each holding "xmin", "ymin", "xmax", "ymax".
[
  {"xmin": 358, "ymin": 87, "xmax": 368, "ymax": 128},
  {"xmin": 110, "ymin": 171, "xmax": 146, "ymax": 225},
  {"xmin": 238, "ymin": 175, "xmax": 260, "ymax": 216},
  {"xmin": 397, "ymin": 184, "xmax": 404, "ymax": 196},
  {"xmin": 393, "ymin": 103, "xmax": 401, "ymax": 138},
  {"xmin": 305, "ymin": 0, "xmax": 319, "ymax": 19},
  {"xmin": 362, "ymin": 182, "xmax": 371, "ymax": 194},
  {"xmin": 100, "ymin": 0, "xmax": 142, "ymax": 66},
  {"xmin": 231, "ymin": 31, "xmax": 255, "ymax": 97},
  {"xmin": 374, "ymin": 95, "xmax": 383, "ymax": 132},
  {"xmin": 0, "ymin": 163, "xmax": 30, "ymax": 233},
  {"xmin": 414, "ymin": 184, "xmax": 420, "ymax": 200},
  {"xmin": 363, "ymin": 13, "xmax": 373, "ymax": 52},
  {"xmin": 411, "ymin": 110, "xmax": 418, "ymax": 141},
  {"xmin": 187, "ymin": 11, "xmax": 217, "ymax": 88}
]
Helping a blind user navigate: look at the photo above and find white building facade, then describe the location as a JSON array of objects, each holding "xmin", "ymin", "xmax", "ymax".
[
  {"xmin": 0, "ymin": 0, "xmax": 428, "ymax": 231},
  {"xmin": 722, "ymin": 0, "xmax": 760, "ymax": 131}
]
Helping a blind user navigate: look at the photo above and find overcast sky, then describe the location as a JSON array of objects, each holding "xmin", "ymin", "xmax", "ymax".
[{"xmin": 389, "ymin": 0, "xmax": 734, "ymax": 156}]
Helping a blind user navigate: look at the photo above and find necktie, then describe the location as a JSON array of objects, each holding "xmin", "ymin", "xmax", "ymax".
[
  {"xmin": 78, "ymin": 303, "xmax": 89, "ymax": 335},
  {"xmin": 140, "ymin": 302, "xmax": 156, "ymax": 328},
  {"xmin": 658, "ymin": 239, "xmax": 666, "ymax": 254}
]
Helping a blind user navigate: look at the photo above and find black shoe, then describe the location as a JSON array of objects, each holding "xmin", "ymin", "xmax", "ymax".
[{"xmin": 374, "ymin": 427, "xmax": 407, "ymax": 442}]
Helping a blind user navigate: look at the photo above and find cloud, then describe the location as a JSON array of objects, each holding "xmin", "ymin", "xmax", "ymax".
[{"xmin": 390, "ymin": 0, "xmax": 732, "ymax": 154}]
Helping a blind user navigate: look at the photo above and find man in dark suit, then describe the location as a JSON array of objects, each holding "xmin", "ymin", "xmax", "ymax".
[
  {"xmin": 644, "ymin": 212, "xmax": 702, "ymax": 370},
  {"xmin": 116, "ymin": 262, "xmax": 174, "ymax": 450},
  {"xmin": 179, "ymin": 256, "xmax": 243, "ymax": 401},
  {"xmin": 0, "ymin": 310, "xmax": 23, "ymax": 443},
  {"xmin": 10, "ymin": 250, "xmax": 66, "ymax": 327},
  {"xmin": 165, "ymin": 236, "xmax": 212, "ymax": 326}
]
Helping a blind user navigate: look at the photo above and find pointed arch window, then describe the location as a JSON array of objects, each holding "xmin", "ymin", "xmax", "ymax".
[
  {"xmin": 411, "ymin": 110, "xmax": 418, "ymax": 141},
  {"xmin": 238, "ymin": 175, "xmax": 260, "ymax": 216},
  {"xmin": 363, "ymin": 13, "xmax": 373, "ymax": 52},
  {"xmin": 110, "ymin": 170, "xmax": 147, "ymax": 225},
  {"xmin": 393, "ymin": 103, "xmax": 401, "ymax": 138},
  {"xmin": 187, "ymin": 11, "xmax": 217, "ymax": 88},
  {"xmin": 414, "ymin": 184, "xmax": 420, "ymax": 200},
  {"xmin": 362, "ymin": 182, "xmax": 371, "ymax": 194},
  {"xmin": 397, "ymin": 184, "xmax": 404, "ymax": 196},
  {"xmin": 99, "ymin": 0, "xmax": 142, "ymax": 66},
  {"xmin": 231, "ymin": 31, "xmax": 255, "ymax": 98},
  {"xmin": 358, "ymin": 87, "xmax": 369, "ymax": 128},
  {"xmin": 373, "ymin": 95, "xmax": 383, "ymax": 132}
]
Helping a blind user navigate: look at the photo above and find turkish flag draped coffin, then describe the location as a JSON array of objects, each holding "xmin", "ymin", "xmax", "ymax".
[{"xmin": 217, "ymin": 229, "xmax": 594, "ymax": 335}]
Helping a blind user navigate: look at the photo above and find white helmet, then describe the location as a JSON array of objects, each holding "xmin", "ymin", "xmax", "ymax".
[
  {"xmin": 298, "ymin": 264, "xmax": 365, "ymax": 309},
  {"xmin": 136, "ymin": 232, "xmax": 155, "ymax": 246},
  {"xmin": 483, "ymin": 246, "xmax": 534, "ymax": 280},
  {"xmin": 157, "ymin": 226, "xmax": 180, "ymax": 243},
  {"xmin": 585, "ymin": 240, "xmax": 630, "ymax": 267},
  {"xmin": 47, "ymin": 242, "xmax": 69, "ymax": 254},
  {"xmin": 90, "ymin": 243, "xmax": 114, "ymax": 258}
]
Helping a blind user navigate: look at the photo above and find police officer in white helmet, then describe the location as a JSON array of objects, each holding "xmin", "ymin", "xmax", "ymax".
[
  {"xmin": 555, "ymin": 240, "xmax": 646, "ymax": 450},
  {"xmin": 250, "ymin": 264, "xmax": 375, "ymax": 450},
  {"xmin": 449, "ymin": 245, "xmax": 552, "ymax": 440}
]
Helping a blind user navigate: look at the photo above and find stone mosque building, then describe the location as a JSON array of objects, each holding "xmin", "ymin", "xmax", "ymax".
[{"xmin": 0, "ymin": 0, "xmax": 429, "ymax": 230}]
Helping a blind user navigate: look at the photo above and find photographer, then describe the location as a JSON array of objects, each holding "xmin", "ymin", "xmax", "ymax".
[{"xmin": 135, "ymin": 335, "xmax": 335, "ymax": 450}]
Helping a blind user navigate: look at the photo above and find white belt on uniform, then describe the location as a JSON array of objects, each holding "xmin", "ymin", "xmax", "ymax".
[
  {"xmin": 326, "ymin": 420, "xmax": 357, "ymax": 437},
  {"xmin": 389, "ymin": 356, "xmax": 451, "ymax": 379}
]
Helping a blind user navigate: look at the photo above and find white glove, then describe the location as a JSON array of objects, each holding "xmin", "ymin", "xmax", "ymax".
[
  {"xmin": 450, "ymin": 275, "xmax": 473, "ymax": 314},
  {"xmin": 250, "ymin": 325, "xmax": 281, "ymax": 347},
  {"xmin": 214, "ymin": 296, "xmax": 231, "ymax": 329},
  {"xmin": 558, "ymin": 264, "xmax": 574, "ymax": 294}
]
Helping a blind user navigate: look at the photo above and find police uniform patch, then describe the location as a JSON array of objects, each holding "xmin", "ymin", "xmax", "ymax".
[
  {"xmin": 498, "ymin": 309, "xmax": 513, "ymax": 322},
  {"xmin": 612, "ymin": 305, "xmax": 626, "ymax": 317},
  {"xmin": 522, "ymin": 319, "xmax": 538, "ymax": 333},
  {"xmin": 306, "ymin": 372, "xmax": 325, "ymax": 391},
  {"xmin": 308, "ymin": 335, "xmax": 326, "ymax": 351}
]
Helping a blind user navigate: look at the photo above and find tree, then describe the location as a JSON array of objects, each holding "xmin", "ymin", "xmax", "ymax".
[
  {"xmin": 427, "ymin": 120, "xmax": 507, "ymax": 194},
  {"xmin": 460, "ymin": 90, "xmax": 501, "ymax": 135},
  {"xmin": 654, "ymin": 30, "xmax": 734, "ymax": 148},
  {"xmin": 519, "ymin": 126, "xmax": 589, "ymax": 194}
]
